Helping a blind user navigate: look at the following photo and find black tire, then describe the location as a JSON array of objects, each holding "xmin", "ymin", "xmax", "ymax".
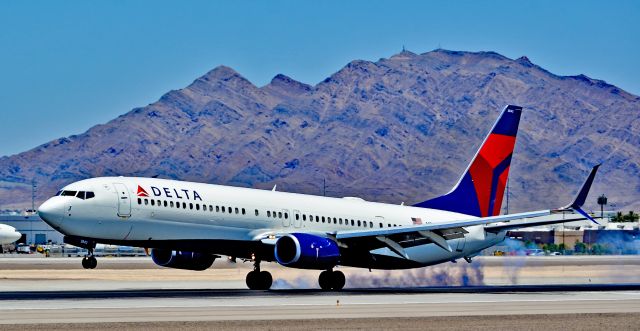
[
  {"xmin": 332, "ymin": 270, "xmax": 345, "ymax": 290},
  {"xmin": 81, "ymin": 257, "xmax": 89, "ymax": 269},
  {"xmin": 246, "ymin": 271, "xmax": 259, "ymax": 290},
  {"xmin": 88, "ymin": 256, "xmax": 97, "ymax": 269},
  {"xmin": 259, "ymin": 271, "xmax": 273, "ymax": 290},
  {"xmin": 318, "ymin": 270, "xmax": 332, "ymax": 290}
]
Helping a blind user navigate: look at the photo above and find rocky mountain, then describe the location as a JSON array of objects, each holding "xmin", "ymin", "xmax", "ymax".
[{"xmin": 1, "ymin": 49, "xmax": 639, "ymax": 213}]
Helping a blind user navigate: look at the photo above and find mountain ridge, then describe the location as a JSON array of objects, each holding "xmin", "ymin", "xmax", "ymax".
[{"xmin": 1, "ymin": 49, "xmax": 638, "ymax": 213}]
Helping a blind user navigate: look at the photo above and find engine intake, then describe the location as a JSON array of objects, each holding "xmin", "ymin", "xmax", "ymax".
[
  {"xmin": 151, "ymin": 249, "xmax": 215, "ymax": 271},
  {"xmin": 274, "ymin": 233, "xmax": 340, "ymax": 269}
]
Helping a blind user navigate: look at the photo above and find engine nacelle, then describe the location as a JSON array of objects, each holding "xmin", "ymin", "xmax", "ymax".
[
  {"xmin": 151, "ymin": 249, "xmax": 215, "ymax": 271},
  {"xmin": 274, "ymin": 233, "xmax": 340, "ymax": 269}
]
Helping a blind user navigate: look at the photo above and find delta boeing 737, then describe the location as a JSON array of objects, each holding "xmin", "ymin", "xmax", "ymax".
[{"xmin": 38, "ymin": 105, "xmax": 600, "ymax": 290}]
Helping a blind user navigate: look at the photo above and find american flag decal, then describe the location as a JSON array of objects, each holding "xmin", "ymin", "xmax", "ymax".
[{"xmin": 411, "ymin": 217, "xmax": 423, "ymax": 225}]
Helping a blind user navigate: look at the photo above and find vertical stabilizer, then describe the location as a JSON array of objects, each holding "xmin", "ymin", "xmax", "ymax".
[{"xmin": 414, "ymin": 105, "xmax": 523, "ymax": 217}]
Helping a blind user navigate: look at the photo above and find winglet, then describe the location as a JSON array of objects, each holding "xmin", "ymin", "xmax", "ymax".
[{"xmin": 554, "ymin": 164, "xmax": 601, "ymax": 224}]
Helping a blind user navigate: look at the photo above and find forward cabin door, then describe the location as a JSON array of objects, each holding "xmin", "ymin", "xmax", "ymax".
[{"xmin": 113, "ymin": 183, "xmax": 131, "ymax": 218}]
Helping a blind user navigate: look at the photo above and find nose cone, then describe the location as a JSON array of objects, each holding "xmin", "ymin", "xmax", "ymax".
[
  {"xmin": 9, "ymin": 230, "xmax": 21, "ymax": 243},
  {"xmin": 38, "ymin": 198, "xmax": 65, "ymax": 228}
]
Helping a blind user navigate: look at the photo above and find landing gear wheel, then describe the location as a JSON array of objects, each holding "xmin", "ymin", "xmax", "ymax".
[
  {"xmin": 81, "ymin": 257, "xmax": 89, "ymax": 269},
  {"xmin": 319, "ymin": 270, "xmax": 332, "ymax": 290},
  {"xmin": 259, "ymin": 271, "xmax": 273, "ymax": 290},
  {"xmin": 81, "ymin": 255, "xmax": 97, "ymax": 269},
  {"xmin": 332, "ymin": 270, "xmax": 345, "ymax": 290},
  {"xmin": 246, "ymin": 270, "xmax": 272, "ymax": 290},
  {"xmin": 318, "ymin": 270, "xmax": 346, "ymax": 291},
  {"xmin": 88, "ymin": 255, "xmax": 97, "ymax": 269},
  {"xmin": 246, "ymin": 270, "xmax": 260, "ymax": 290}
]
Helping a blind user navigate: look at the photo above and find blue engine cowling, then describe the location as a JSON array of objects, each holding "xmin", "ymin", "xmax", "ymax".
[
  {"xmin": 274, "ymin": 233, "xmax": 340, "ymax": 269},
  {"xmin": 151, "ymin": 249, "xmax": 215, "ymax": 271}
]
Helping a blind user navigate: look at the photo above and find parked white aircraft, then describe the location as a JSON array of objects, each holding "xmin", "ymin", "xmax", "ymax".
[
  {"xmin": 38, "ymin": 105, "xmax": 600, "ymax": 290},
  {"xmin": 0, "ymin": 224, "xmax": 22, "ymax": 245}
]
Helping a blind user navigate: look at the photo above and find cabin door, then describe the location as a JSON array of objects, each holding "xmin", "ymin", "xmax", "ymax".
[{"xmin": 113, "ymin": 183, "xmax": 131, "ymax": 218}]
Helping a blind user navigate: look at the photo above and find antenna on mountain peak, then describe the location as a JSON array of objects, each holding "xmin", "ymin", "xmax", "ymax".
[{"xmin": 402, "ymin": 45, "xmax": 405, "ymax": 52}]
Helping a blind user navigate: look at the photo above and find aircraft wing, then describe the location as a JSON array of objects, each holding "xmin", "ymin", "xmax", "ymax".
[
  {"xmin": 330, "ymin": 164, "xmax": 601, "ymax": 258},
  {"xmin": 484, "ymin": 215, "xmax": 596, "ymax": 233}
]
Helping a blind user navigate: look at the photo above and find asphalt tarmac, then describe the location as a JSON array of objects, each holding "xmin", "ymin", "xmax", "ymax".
[{"xmin": 1, "ymin": 255, "xmax": 639, "ymax": 329}]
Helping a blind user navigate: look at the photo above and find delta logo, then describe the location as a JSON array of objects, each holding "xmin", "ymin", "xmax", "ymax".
[{"xmin": 136, "ymin": 185, "xmax": 203, "ymax": 201}]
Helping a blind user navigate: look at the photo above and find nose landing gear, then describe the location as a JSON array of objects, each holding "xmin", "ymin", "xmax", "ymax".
[
  {"xmin": 245, "ymin": 260, "xmax": 272, "ymax": 290},
  {"xmin": 318, "ymin": 269, "xmax": 345, "ymax": 291},
  {"xmin": 81, "ymin": 249, "xmax": 97, "ymax": 269}
]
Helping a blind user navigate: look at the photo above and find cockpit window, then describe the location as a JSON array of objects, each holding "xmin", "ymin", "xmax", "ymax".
[
  {"xmin": 58, "ymin": 190, "xmax": 95, "ymax": 200},
  {"xmin": 56, "ymin": 190, "xmax": 63, "ymax": 196}
]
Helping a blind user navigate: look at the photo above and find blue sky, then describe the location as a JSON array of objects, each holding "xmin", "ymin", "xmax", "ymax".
[{"xmin": 0, "ymin": 0, "xmax": 638, "ymax": 157}]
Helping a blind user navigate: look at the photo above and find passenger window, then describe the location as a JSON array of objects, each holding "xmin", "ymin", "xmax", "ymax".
[
  {"xmin": 379, "ymin": 223, "xmax": 383, "ymax": 228},
  {"xmin": 255, "ymin": 209, "xmax": 259, "ymax": 216},
  {"xmin": 285, "ymin": 213, "xmax": 288, "ymax": 219},
  {"xmin": 182, "ymin": 202, "xmax": 186, "ymax": 209},
  {"xmin": 151, "ymin": 200, "xmax": 155, "ymax": 206},
  {"xmin": 321, "ymin": 216, "xmax": 325, "ymax": 223},
  {"xmin": 144, "ymin": 199, "xmax": 149, "ymax": 205},
  {"xmin": 339, "ymin": 218, "xmax": 342, "ymax": 225},
  {"xmin": 242, "ymin": 208, "xmax": 246, "ymax": 215},
  {"xmin": 196, "ymin": 204, "xmax": 200, "ymax": 210},
  {"xmin": 164, "ymin": 201, "xmax": 168, "ymax": 207},
  {"xmin": 235, "ymin": 207, "xmax": 239, "ymax": 214},
  {"xmin": 333, "ymin": 217, "xmax": 337, "ymax": 224},
  {"xmin": 267, "ymin": 211, "xmax": 271, "ymax": 217},
  {"xmin": 189, "ymin": 203, "xmax": 193, "ymax": 210},
  {"xmin": 170, "ymin": 201, "xmax": 174, "ymax": 208},
  {"xmin": 357, "ymin": 220, "xmax": 361, "ymax": 226},
  {"xmin": 369, "ymin": 221, "xmax": 373, "ymax": 228},
  {"xmin": 228, "ymin": 207, "xmax": 233, "ymax": 214},
  {"xmin": 138, "ymin": 198, "xmax": 142, "ymax": 205},
  {"xmin": 295, "ymin": 214, "xmax": 299, "ymax": 220},
  {"xmin": 278, "ymin": 212, "xmax": 282, "ymax": 218},
  {"xmin": 303, "ymin": 215, "xmax": 306, "ymax": 221},
  {"xmin": 209, "ymin": 205, "xmax": 213, "ymax": 212},
  {"xmin": 222, "ymin": 206, "xmax": 225, "ymax": 213},
  {"xmin": 351, "ymin": 219, "xmax": 354, "ymax": 226}
]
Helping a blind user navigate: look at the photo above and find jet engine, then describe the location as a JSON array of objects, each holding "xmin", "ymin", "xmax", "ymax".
[
  {"xmin": 150, "ymin": 249, "xmax": 215, "ymax": 271},
  {"xmin": 274, "ymin": 233, "xmax": 340, "ymax": 269}
]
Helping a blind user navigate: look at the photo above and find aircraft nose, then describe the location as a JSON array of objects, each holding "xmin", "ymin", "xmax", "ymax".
[
  {"xmin": 10, "ymin": 231, "xmax": 21, "ymax": 242},
  {"xmin": 38, "ymin": 198, "xmax": 65, "ymax": 228}
]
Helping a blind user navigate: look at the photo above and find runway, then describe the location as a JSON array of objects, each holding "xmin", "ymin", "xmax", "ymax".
[
  {"xmin": 1, "ymin": 256, "xmax": 639, "ymax": 329},
  {"xmin": 1, "ymin": 286, "xmax": 640, "ymax": 324}
]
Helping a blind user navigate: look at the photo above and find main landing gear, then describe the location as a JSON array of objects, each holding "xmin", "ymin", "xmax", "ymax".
[
  {"xmin": 318, "ymin": 269, "xmax": 345, "ymax": 291},
  {"xmin": 246, "ymin": 260, "xmax": 272, "ymax": 290},
  {"xmin": 81, "ymin": 249, "xmax": 97, "ymax": 269}
]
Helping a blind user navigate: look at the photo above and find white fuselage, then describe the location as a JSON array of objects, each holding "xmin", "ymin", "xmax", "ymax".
[
  {"xmin": 39, "ymin": 177, "xmax": 506, "ymax": 269},
  {"xmin": 0, "ymin": 224, "xmax": 21, "ymax": 245}
]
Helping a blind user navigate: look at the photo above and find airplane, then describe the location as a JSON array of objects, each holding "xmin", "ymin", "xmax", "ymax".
[
  {"xmin": 0, "ymin": 224, "xmax": 22, "ymax": 245},
  {"xmin": 37, "ymin": 105, "xmax": 601, "ymax": 290}
]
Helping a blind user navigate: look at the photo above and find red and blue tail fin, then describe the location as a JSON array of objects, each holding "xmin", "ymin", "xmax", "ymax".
[{"xmin": 414, "ymin": 105, "xmax": 523, "ymax": 217}]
